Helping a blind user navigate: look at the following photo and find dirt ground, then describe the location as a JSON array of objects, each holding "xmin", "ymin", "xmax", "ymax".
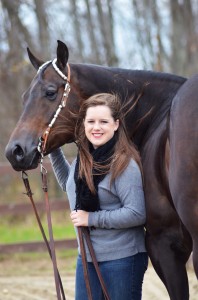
[{"xmin": 0, "ymin": 255, "xmax": 197, "ymax": 300}]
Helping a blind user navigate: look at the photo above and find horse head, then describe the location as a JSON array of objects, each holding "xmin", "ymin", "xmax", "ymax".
[{"xmin": 5, "ymin": 40, "xmax": 79, "ymax": 171}]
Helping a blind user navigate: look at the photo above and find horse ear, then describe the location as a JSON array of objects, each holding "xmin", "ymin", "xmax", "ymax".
[
  {"xmin": 27, "ymin": 48, "xmax": 44, "ymax": 70},
  {"xmin": 56, "ymin": 40, "xmax": 69, "ymax": 71}
]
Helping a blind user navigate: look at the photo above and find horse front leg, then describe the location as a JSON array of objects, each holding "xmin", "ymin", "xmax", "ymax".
[
  {"xmin": 168, "ymin": 145, "xmax": 198, "ymax": 279},
  {"xmin": 143, "ymin": 162, "xmax": 192, "ymax": 300},
  {"xmin": 169, "ymin": 158, "xmax": 198, "ymax": 279},
  {"xmin": 146, "ymin": 218, "xmax": 192, "ymax": 300},
  {"xmin": 169, "ymin": 180, "xmax": 198, "ymax": 279}
]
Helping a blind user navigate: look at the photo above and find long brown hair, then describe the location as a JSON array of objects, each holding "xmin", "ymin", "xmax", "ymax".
[{"xmin": 75, "ymin": 93, "xmax": 142, "ymax": 193}]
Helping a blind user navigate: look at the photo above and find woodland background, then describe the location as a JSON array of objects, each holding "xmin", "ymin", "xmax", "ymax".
[
  {"xmin": 1, "ymin": 0, "xmax": 198, "ymax": 162},
  {"xmin": 0, "ymin": 2, "xmax": 198, "ymax": 297}
]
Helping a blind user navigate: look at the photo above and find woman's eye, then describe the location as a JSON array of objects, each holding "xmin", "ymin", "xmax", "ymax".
[{"xmin": 46, "ymin": 89, "xmax": 57, "ymax": 100}]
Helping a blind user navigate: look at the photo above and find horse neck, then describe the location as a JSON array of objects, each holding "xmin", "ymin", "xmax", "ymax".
[
  {"xmin": 70, "ymin": 62, "xmax": 185, "ymax": 95},
  {"xmin": 70, "ymin": 63, "xmax": 186, "ymax": 148}
]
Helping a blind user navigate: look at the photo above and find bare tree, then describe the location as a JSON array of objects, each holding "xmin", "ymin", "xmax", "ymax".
[
  {"xmin": 0, "ymin": 0, "xmax": 50, "ymax": 161},
  {"xmin": 84, "ymin": 0, "xmax": 101, "ymax": 63},
  {"xmin": 34, "ymin": 0, "xmax": 50, "ymax": 58},
  {"xmin": 1, "ymin": 0, "xmax": 33, "ymax": 64},
  {"xmin": 170, "ymin": 0, "xmax": 198, "ymax": 76},
  {"xmin": 70, "ymin": 0, "xmax": 85, "ymax": 61},
  {"xmin": 95, "ymin": 0, "xmax": 118, "ymax": 65},
  {"xmin": 0, "ymin": 0, "xmax": 33, "ymax": 132}
]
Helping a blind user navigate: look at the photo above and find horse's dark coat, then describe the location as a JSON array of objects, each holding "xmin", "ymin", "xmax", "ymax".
[{"xmin": 5, "ymin": 41, "xmax": 198, "ymax": 299}]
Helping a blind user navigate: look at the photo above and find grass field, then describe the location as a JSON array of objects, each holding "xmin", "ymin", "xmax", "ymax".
[{"xmin": 0, "ymin": 210, "xmax": 75, "ymax": 244}]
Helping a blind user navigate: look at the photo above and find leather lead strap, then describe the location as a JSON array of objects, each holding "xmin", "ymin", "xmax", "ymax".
[
  {"xmin": 42, "ymin": 171, "xmax": 62, "ymax": 300},
  {"xmin": 21, "ymin": 171, "xmax": 66, "ymax": 300},
  {"xmin": 78, "ymin": 227, "xmax": 93, "ymax": 300},
  {"xmin": 81, "ymin": 227, "xmax": 110, "ymax": 300}
]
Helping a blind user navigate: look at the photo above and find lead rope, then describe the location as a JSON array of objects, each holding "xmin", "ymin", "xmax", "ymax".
[{"xmin": 21, "ymin": 168, "xmax": 66, "ymax": 300}]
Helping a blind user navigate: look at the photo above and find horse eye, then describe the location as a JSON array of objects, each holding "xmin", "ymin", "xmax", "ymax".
[{"xmin": 45, "ymin": 89, "xmax": 57, "ymax": 101}]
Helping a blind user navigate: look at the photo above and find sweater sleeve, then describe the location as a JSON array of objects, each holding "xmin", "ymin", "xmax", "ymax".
[
  {"xmin": 49, "ymin": 148, "xmax": 71, "ymax": 192},
  {"xmin": 88, "ymin": 160, "xmax": 146, "ymax": 229}
]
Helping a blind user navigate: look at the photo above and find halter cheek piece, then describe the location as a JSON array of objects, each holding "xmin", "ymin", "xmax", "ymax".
[{"xmin": 37, "ymin": 58, "xmax": 71, "ymax": 155}]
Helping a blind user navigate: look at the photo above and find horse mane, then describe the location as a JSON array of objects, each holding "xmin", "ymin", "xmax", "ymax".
[{"xmin": 111, "ymin": 70, "xmax": 187, "ymax": 148}]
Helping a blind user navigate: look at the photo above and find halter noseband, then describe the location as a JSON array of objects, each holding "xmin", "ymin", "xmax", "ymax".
[{"xmin": 37, "ymin": 58, "xmax": 71, "ymax": 155}]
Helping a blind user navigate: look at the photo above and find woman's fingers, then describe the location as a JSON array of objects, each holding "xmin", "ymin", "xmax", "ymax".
[{"xmin": 70, "ymin": 210, "xmax": 89, "ymax": 227}]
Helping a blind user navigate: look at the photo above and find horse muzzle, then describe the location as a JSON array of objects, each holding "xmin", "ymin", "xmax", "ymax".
[{"xmin": 5, "ymin": 141, "xmax": 41, "ymax": 171}]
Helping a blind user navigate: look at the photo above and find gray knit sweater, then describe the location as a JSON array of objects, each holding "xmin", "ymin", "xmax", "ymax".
[{"xmin": 49, "ymin": 148, "xmax": 147, "ymax": 262}]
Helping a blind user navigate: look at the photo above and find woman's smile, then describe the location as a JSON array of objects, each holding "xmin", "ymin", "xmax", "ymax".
[{"xmin": 92, "ymin": 133, "xmax": 103, "ymax": 138}]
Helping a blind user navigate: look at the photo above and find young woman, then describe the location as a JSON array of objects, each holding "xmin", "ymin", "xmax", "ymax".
[{"xmin": 49, "ymin": 93, "xmax": 148, "ymax": 300}]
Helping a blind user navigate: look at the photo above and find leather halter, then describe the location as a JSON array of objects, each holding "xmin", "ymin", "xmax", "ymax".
[{"xmin": 37, "ymin": 59, "xmax": 71, "ymax": 155}]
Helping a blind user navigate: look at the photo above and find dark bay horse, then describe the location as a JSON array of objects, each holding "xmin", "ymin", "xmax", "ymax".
[{"xmin": 5, "ymin": 40, "xmax": 197, "ymax": 299}]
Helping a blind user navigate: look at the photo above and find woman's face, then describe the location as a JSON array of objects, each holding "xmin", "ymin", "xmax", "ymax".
[{"xmin": 84, "ymin": 105, "xmax": 119, "ymax": 149}]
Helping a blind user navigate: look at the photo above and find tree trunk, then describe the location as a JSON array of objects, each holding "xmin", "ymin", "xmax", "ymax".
[
  {"xmin": 84, "ymin": 0, "xmax": 101, "ymax": 63},
  {"xmin": 70, "ymin": 0, "xmax": 84, "ymax": 61},
  {"xmin": 95, "ymin": 0, "xmax": 118, "ymax": 65},
  {"xmin": 34, "ymin": 0, "xmax": 50, "ymax": 58}
]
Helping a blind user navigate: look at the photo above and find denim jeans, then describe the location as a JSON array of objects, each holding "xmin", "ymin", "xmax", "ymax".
[{"xmin": 75, "ymin": 252, "xmax": 148, "ymax": 300}]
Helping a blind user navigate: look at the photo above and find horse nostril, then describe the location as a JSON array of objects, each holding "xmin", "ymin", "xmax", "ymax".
[{"xmin": 12, "ymin": 145, "xmax": 25, "ymax": 162}]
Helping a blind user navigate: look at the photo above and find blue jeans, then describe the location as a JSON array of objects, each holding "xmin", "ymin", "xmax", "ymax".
[{"xmin": 75, "ymin": 252, "xmax": 148, "ymax": 300}]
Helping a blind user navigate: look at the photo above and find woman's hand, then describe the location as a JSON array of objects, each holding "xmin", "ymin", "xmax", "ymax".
[{"xmin": 70, "ymin": 210, "xmax": 89, "ymax": 227}]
